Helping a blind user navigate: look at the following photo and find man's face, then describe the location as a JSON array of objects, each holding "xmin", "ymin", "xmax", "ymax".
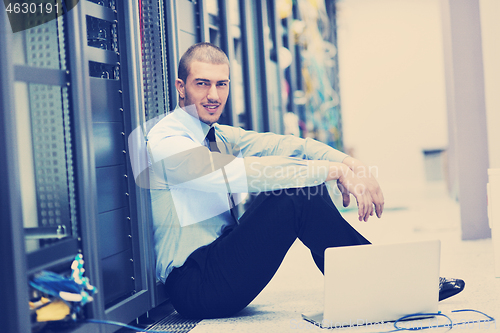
[{"xmin": 176, "ymin": 61, "xmax": 230, "ymax": 126}]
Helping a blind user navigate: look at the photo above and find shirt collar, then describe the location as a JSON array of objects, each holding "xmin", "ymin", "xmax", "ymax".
[{"xmin": 173, "ymin": 105, "xmax": 213, "ymax": 144}]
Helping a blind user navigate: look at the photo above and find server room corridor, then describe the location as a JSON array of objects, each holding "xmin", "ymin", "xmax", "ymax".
[
  {"xmin": 143, "ymin": 0, "xmax": 500, "ymax": 331},
  {"xmin": 2, "ymin": 0, "xmax": 499, "ymax": 332}
]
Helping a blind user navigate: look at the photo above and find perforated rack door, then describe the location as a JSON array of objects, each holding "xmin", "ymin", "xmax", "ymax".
[
  {"xmin": 28, "ymin": 84, "xmax": 75, "ymax": 237},
  {"xmin": 10, "ymin": 9, "xmax": 81, "ymax": 270},
  {"xmin": 140, "ymin": 0, "xmax": 169, "ymax": 120},
  {"xmin": 28, "ymin": 24, "xmax": 64, "ymax": 235},
  {"xmin": 25, "ymin": 21, "xmax": 75, "ymax": 238}
]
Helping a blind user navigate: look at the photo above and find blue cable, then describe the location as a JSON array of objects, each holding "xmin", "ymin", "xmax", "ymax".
[
  {"xmin": 393, "ymin": 312, "xmax": 452, "ymax": 331},
  {"xmin": 450, "ymin": 309, "xmax": 496, "ymax": 328},
  {"xmin": 85, "ymin": 309, "xmax": 494, "ymax": 333},
  {"xmin": 392, "ymin": 309, "xmax": 495, "ymax": 331},
  {"xmin": 452, "ymin": 308, "xmax": 495, "ymax": 320}
]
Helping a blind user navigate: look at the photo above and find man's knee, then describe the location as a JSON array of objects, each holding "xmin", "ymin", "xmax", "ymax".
[
  {"xmin": 294, "ymin": 183, "xmax": 328, "ymax": 201},
  {"xmin": 252, "ymin": 184, "xmax": 329, "ymax": 208},
  {"xmin": 276, "ymin": 184, "xmax": 331, "ymax": 211}
]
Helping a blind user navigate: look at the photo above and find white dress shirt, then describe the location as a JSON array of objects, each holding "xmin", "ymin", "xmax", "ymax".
[{"xmin": 147, "ymin": 107, "xmax": 347, "ymax": 282}]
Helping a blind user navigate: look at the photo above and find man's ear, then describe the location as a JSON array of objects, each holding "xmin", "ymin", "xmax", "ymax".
[{"xmin": 175, "ymin": 78, "xmax": 185, "ymax": 99}]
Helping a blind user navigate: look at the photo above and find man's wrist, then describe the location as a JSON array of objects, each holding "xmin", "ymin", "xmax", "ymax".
[
  {"xmin": 342, "ymin": 156, "xmax": 374, "ymax": 178},
  {"xmin": 326, "ymin": 162, "xmax": 351, "ymax": 182}
]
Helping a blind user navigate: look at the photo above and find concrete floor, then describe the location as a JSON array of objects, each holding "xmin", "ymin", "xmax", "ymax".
[{"xmin": 189, "ymin": 181, "xmax": 500, "ymax": 332}]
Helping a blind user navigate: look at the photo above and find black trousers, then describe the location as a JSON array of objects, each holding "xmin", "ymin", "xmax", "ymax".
[{"xmin": 165, "ymin": 184, "xmax": 370, "ymax": 319}]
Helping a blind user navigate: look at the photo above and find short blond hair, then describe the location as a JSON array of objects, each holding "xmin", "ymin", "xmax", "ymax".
[{"xmin": 178, "ymin": 42, "xmax": 230, "ymax": 83}]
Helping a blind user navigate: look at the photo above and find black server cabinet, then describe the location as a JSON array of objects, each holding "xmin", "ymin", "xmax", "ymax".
[
  {"xmin": 86, "ymin": 1, "xmax": 139, "ymax": 309},
  {"xmin": 74, "ymin": 0, "xmax": 152, "ymax": 329},
  {"xmin": 1, "ymin": 1, "xmax": 155, "ymax": 331},
  {"xmin": 1, "ymin": 4, "xmax": 88, "ymax": 332},
  {"xmin": 7, "ymin": 1, "xmax": 79, "ymax": 277},
  {"xmin": 0, "ymin": 12, "xmax": 31, "ymax": 332}
]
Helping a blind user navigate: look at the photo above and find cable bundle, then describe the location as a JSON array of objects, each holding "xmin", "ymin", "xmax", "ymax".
[{"xmin": 29, "ymin": 254, "xmax": 96, "ymax": 322}]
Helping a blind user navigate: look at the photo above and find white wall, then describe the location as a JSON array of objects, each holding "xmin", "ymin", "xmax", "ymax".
[
  {"xmin": 336, "ymin": 0, "xmax": 448, "ymax": 189},
  {"xmin": 480, "ymin": 0, "xmax": 500, "ymax": 170}
]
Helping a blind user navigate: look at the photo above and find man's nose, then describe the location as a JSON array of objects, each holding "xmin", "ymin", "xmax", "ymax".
[{"xmin": 207, "ymin": 84, "xmax": 219, "ymax": 101}]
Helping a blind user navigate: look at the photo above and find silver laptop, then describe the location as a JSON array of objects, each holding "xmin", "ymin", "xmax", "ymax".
[{"xmin": 302, "ymin": 240, "xmax": 440, "ymax": 329}]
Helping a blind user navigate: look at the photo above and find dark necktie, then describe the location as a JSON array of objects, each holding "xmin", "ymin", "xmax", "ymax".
[{"xmin": 206, "ymin": 127, "xmax": 239, "ymax": 224}]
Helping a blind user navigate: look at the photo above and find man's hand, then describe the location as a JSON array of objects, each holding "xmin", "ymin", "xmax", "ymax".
[
  {"xmin": 326, "ymin": 158, "xmax": 384, "ymax": 222},
  {"xmin": 342, "ymin": 156, "xmax": 384, "ymax": 221}
]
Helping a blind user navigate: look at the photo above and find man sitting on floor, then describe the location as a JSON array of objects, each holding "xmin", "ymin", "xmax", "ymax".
[{"xmin": 146, "ymin": 42, "xmax": 464, "ymax": 319}]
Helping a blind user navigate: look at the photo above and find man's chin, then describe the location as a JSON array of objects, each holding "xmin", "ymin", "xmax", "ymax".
[
  {"xmin": 200, "ymin": 116, "xmax": 220, "ymax": 126},
  {"xmin": 200, "ymin": 112, "xmax": 222, "ymax": 125}
]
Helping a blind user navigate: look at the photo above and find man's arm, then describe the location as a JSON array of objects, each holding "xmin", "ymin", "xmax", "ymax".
[
  {"xmin": 325, "ymin": 158, "xmax": 384, "ymax": 222},
  {"xmin": 148, "ymin": 134, "xmax": 330, "ymax": 194},
  {"xmin": 222, "ymin": 125, "xmax": 348, "ymax": 163},
  {"xmin": 224, "ymin": 125, "xmax": 384, "ymax": 220}
]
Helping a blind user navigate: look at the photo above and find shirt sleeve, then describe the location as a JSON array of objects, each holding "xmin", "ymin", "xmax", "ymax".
[
  {"xmin": 147, "ymin": 133, "xmax": 331, "ymax": 193},
  {"xmin": 220, "ymin": 125, "xmax": 349, "ymax": 163}
]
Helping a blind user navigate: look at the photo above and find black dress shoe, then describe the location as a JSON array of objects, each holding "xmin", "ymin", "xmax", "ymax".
[{"xmin": 439, "ymin": 277, "xmax": 465, "ymax": 301}]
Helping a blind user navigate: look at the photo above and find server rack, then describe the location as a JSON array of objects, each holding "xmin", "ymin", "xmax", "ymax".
[
  {"xmin": 1, "ymin": 0, "xmax": 345, "ymax": 331},
  {"xmin": 163, "ymin": 0, "xmax": 201, "ymax": 111},
  {"xmin": 239, "ymin": 0, "xmax": 265, "ymax": 133},
  {"xmin": 1, "ymin": 1, "xmax": 153, "ymax": 332},
  {"xmin": 0, "ymin": 11, "xmax": 31, "ymax": 332},
  {"xmin": 255, "ymin": 0, "xmax": 285, "ymax": 134},
  {"xmin": 81, "ymin": 1, "xmax": 152, "ymax": 326},
  {"xmin": 288, "ymin": 0, "xmax": 343, "ymax": 149}
]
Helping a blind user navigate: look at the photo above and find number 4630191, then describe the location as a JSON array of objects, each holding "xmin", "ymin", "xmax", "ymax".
[{"xmin": 5, "ymin": 2, "xmax": 60, "ymax": 15}]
